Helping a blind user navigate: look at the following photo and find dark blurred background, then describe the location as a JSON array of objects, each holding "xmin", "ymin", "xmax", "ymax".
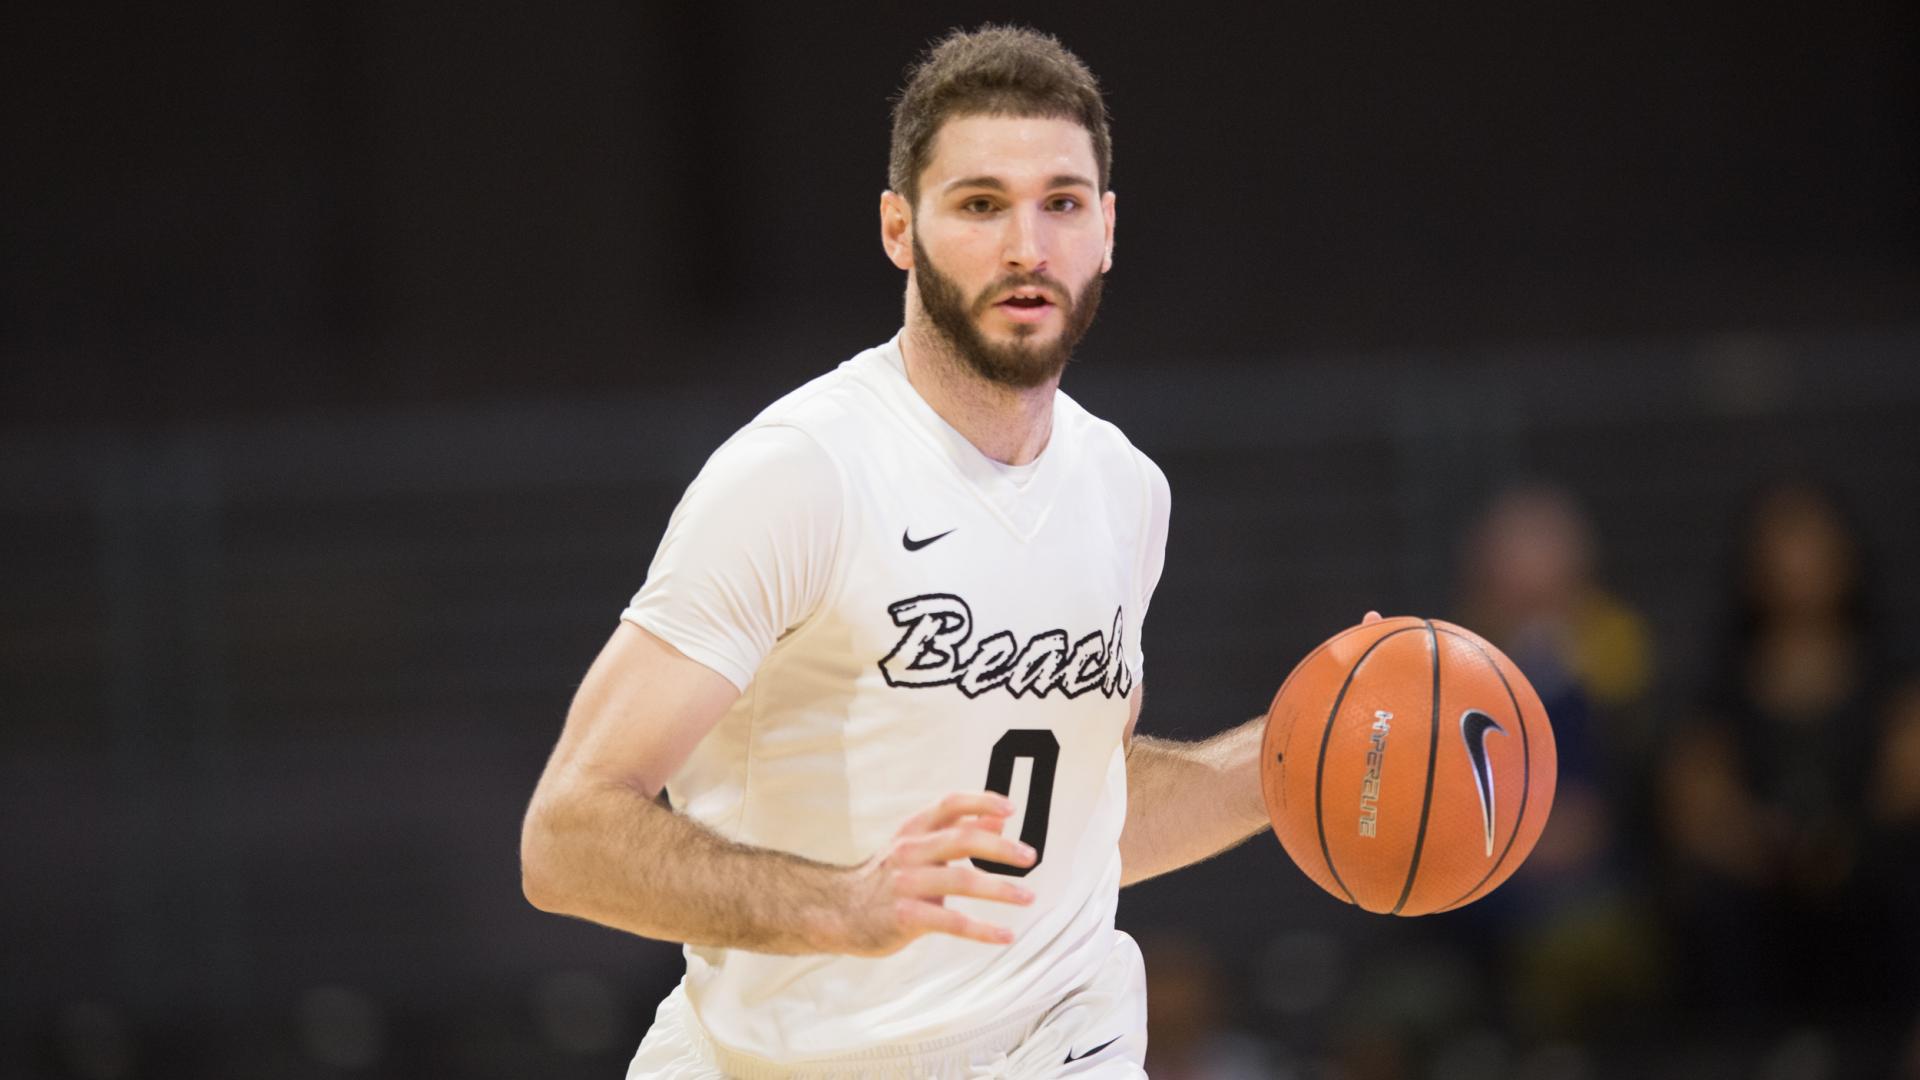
[{"xmin": 3, "ymin": 2, "xmax": 1918, "ymax": 1078}]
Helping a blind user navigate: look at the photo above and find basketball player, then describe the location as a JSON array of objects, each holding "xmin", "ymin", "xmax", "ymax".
[{"xmin": 522, "ymin": 26, "xmax": 1303, "ymax": 1077}]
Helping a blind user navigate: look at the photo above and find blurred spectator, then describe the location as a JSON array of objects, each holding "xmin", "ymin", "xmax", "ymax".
[
  {"xmin": 1453, "ymin": 482, "xmax": 1664, "ymax": 1042},
  {"xmin": 1458, "ymin": 485, "xmax": 1658, "ymax": 871},
  {"xmin": 1658, "ymin": 480, "xmax": 1904, "ymax": 1045},
  {"xmin": 1460, "ymin": 484, "xmax": 1655, "ymax": 719}
]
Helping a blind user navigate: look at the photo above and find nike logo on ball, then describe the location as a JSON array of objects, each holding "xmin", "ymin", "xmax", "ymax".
[
  {"xmin": 1459, "ymin": 709, "xmax": 1508, "ymax": 857},
  {"xmin": 902, "ymin": 528, "xmax": 954, "ymax": 552}
]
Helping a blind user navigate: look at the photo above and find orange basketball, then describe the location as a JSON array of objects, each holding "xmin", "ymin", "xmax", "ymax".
[{"xmin": 1259, "ymin": 617, "xmax": 1557, "ymax": 915}]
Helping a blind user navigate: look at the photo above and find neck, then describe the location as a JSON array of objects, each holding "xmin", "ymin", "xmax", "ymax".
[{"xmin": 899, "ymin": 318, "xmax": 1057, "ymax": 466}]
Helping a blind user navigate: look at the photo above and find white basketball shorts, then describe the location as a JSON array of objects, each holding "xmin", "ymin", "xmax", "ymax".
[{"xmin": 625, "ymin": 931, "xmax": 1148, "ymax": 1079}]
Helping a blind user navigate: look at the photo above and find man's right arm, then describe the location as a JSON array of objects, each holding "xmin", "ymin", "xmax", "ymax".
[{"xmin": 519, "ymin": 621, "xmax": 1036, "ymax": 956}]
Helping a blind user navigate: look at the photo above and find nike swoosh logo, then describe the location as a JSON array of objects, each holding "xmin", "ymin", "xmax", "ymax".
[
  {"xmin": 1459, "ymin": 709, "xmax": 1508, "ymax": 857},
  {"xmin": 1063, "ymin": 1035, "xmax": 1121, "ymax": 1064},
  {"xmin": 901, "ymin": 528, "xmax": 955, "ymax": 552}
]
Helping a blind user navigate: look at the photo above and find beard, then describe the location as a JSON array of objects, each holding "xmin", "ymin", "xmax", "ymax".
[{"xmin": 911, "ymin": 232, "xmax": 1105, "ymax": 390}]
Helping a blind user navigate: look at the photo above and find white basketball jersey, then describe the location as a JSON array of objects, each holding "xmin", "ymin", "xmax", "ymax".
[{"xmin": 623, "ymin": 334, "xmax": 1170, "ymax": 1061}]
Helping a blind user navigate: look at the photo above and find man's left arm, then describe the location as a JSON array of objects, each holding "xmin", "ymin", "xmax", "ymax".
[
  {"xmin": 1117, "ymin": 612, "xmax": 1381, "ymax": 886},
  {"xmin": 1116, "ymin": 684, "xmax": 1270, "ymax": 887}
]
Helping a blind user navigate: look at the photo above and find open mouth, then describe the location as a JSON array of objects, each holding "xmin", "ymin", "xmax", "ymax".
[
  {"xmin": 994, "ymin": 296, "xmax": 1055, "ymax": 324},
  {"xmin": 992, "ymin": 290, "xmax": 1058, "ymax": 322}
]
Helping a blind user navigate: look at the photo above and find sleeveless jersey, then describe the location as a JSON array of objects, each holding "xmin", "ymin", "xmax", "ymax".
[{"xmin": 622, "ymin": 334, "xmax": 1170, "ymax": 1061}]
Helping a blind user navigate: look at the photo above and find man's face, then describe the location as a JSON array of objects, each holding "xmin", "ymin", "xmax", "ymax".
[{"xmin": 893, "ymin": 114, "xmax": 1115, "ymax": 389}]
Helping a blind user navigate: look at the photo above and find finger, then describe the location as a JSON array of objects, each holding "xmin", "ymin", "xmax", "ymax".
[
  {"xmin": 901, "ymin": 827, "xmax": 1036, "ymax": 868},
  {"xmin": 928, "ymin": 815, "xmax": 1013, "ymax": 853},
  {"xmin": 954, "ymin": 812, "xmax": 1011, "ymax": 836},
  {"xmin": 904, "ymin": 826, "xmax": 1034, "ymax": 868},
  {"xmin": 903, "ymin": 791, "xmax": 1015, "ymax": 836},
  {"xmin": 1362, "ymin": 610, "xmax": 1383, "ymax": 625},
  {"xmin": 899, "ymin": 898, "xmax": 1015, "ymax": 945},
  {"xmin": 896, "ymin": 865, "xmax": 1036, "ymax": 906}
]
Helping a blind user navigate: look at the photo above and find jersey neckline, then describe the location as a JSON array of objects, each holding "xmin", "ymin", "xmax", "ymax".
[{"xmin": 847, "ymin": 333, "xmax": 1080, "ymax": 543}]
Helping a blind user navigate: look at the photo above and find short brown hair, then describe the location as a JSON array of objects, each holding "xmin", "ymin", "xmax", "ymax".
[{"xmin": 888, "ymin": 26, "xmax": 1112, "ymax": 206}]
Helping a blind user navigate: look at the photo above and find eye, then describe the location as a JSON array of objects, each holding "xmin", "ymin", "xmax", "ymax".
[
  {"xmin": 1048, "ymin": 195, "xmax": 1082, "ymax": 213},
  {"xmin": 961, "ymin": 197, "xmax": 997, "ymax": 214}
]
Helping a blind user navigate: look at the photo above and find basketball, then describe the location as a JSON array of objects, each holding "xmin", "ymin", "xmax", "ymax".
[{"xmin": 1259, "ymin": 617, "xmax": 1557, "ymax": 915}]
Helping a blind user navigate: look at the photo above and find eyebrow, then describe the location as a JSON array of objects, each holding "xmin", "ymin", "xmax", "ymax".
[{"xmin": 943, "ymin": 174, "xmax": 1098, "ymax": 194}]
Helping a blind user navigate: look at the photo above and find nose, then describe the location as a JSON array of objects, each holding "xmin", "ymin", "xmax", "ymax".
[{"xmin": 1000, "ymin": 204, "xmax": 1046, "ymax": 272}]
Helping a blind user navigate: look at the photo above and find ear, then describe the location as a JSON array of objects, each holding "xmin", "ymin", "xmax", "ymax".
[
  {"xmin": 1101, "ymin": 190, "xmax": 1117, "ymax": 273},
  {"xmin": 880, "ymin": 190, "xmax": 914, "ymax": 270}
]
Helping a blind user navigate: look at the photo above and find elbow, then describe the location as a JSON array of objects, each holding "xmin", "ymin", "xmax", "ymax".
[
  {"xmin": 521, "ymin": 863, "xmax": 559, "ymax": 915},
  {"xmin": 519, "ymin": 805, "xmax": 567, "ymax": 914}
]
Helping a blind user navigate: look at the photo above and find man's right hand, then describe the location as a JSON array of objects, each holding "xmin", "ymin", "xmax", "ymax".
[
  {"xmin": 837, "ymin": 791, "xmax": 1038, "ymax": 956},
  {"xmin": 528, "ymin": 627, "xmax": 1044, "ymax": 957}
]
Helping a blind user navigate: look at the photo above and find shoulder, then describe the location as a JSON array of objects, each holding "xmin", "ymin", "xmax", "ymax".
[
  {"xmin": 688, "ymin": 342, "xmax": 903, "ymax": 500},
  {"xmin": 744, "ymin": 343, "xmax": 898, "ymax": 458},
  {"xmin": 1055, "ymin": 389, "xmax": 1170, "ymax": 516},
  {"xmin": 662, "ymin": 424, "xmax": 844, "ymax": 584},
  {"xmin": 696, "ymin": 423, "xmax": 842, "ymax": 502}
]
